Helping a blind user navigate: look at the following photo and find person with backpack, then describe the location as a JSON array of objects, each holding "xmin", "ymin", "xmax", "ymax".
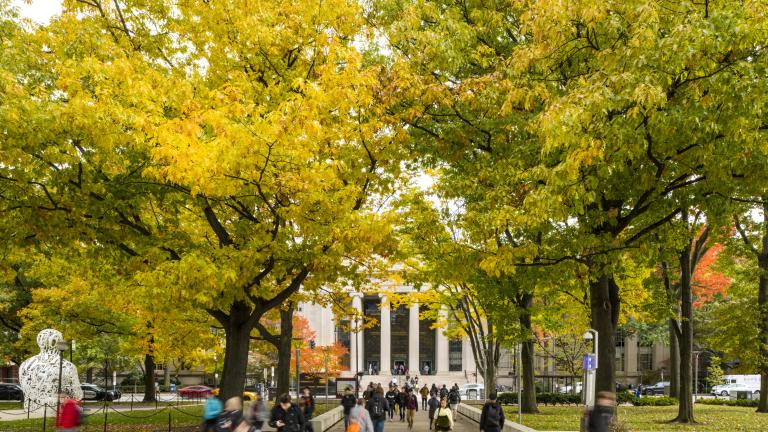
[
  {"xmin": 249, "ymin": 394, "xmax": 268, "ymax": 432},
  {"xmin": 439, "ymin": 385, "xmax": 448, "ymax": 400},
  {"xmin": 348, "ymin": 398, "xmax": 374, "ymax": 432},
  {"xmin": 447, "ymin": 388, "xmax": 461, "ymax": 415},
  {"xmin": 385, "ymin": 386, "xmax": 397, "ymax": 421},
  {"xmin": 397, "ymin": 387, "xmax": 407, "ymax": 422},
  {"xmin": 432, "ymin": 398, "xmax": 454, "ymax": 432},
  {"xmin": 270, "ymin": 394, "xmax": 305, "ymax": 432},
  {"xmin": 479, "ymin": 393, "xmax": 505, "ymax": 432},
  {"xmin": 216, "ymin": 397, "xmax": 246, "ymax": 432},
  {"xmin": 419, "ymin": 385, "xmax": 429, "ymax": 410},
  {"xmin": 404, "ymin": 388, "xmax": 419, "ymax": 431},
  {"xmin": 366, "ymin": 388, "xmax": 388, "ymax": 432},
  {"xmin": 202, "ymin": 394, "xmax": 224, "ymax": 432},
  {"xmin": 341, "ymin": 387, "xmax": 358, "ymax": 430},
  {"xmin": 427, "ymin": 394, "xmax": 440, "ymax": 430},
  {"xmin": 56, "ymin": 394, "xmax": 82, "ymax": 432}
]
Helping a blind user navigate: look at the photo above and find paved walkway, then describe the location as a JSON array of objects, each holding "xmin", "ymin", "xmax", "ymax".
[{"xmin": 327, "ymin": 408, "xmax": 477, "ymax": 432}]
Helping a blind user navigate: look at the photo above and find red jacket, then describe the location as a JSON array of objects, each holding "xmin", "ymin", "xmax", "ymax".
[{"xmin": 56, "ymin": 399, "xmax": 81, "ymax": 428}]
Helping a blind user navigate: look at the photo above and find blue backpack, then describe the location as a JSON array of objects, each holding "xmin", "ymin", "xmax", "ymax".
[{"xmin": 204, "ymin": 397, "xmax": 223, "ymax": 420}]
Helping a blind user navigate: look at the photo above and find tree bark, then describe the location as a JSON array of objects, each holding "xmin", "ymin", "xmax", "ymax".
[
  {"xmin": 142, "ymin": 354, "xmax": 156, "ymax": 402},
  {"xmin": 673, "ymin": 243, "xmax": 695, "ymax": 423},
  {"xmin": 164, "ymin": 361, "xmax": 171, "ymax": 389},
  {"xmin": 86, "ymin": 367, "xmax": 93, "ymax": 384},
  {"xmin": 757, "ymin": 255, "xmax": 768, "ymax": 413},
  {"xmin": 219, "ymin": 301, "xmax": 254, "ymax": 401},
  {"xmin": 669, "ymin": 320, "xmax": 680, "ymax": 399},
  {"xmin": 276, "ymin": 304, "xmax": 295, "ymax": 399},
  {"xmin": 519, "ymin": 293, "xmax": 538, "ymax": 413},
  {"xmin": 483, "ymin": 351, "xmax": 497, "ymax": 401},
  {"xmin": 590, "ymin": 273, "xmax": 619, "ymax": 396}
]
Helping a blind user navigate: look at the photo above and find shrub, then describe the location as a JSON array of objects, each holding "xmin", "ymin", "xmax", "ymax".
[
  {"xmin": 616, "ymin": 391, "xmax": 638, "ymax": 405},
  {"xmin": 698, "ymin": 398, "xmax": 758, "ymax": 407},
  {"xmin": 497, "ymin": 393, "xmax": 517, "ymax": 405},
  {"xmin": 633, "ymin": 396, "xmax": 678, "ymax": 406},
  {"xmin": 496, "ymin": 392, "xmax": 581, "ymax": 405}
]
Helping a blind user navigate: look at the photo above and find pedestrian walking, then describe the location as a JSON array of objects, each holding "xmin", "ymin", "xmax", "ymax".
[
  {"xmin": 447, "ymin": 387, "xmax": 461, "ymax": 415},
  {"xmin": 341, "ymin": 387, "xmax": 358, "ymax": 430},
  {"xmin": 56, "ymin": 394, "xmax": 82, "ymax": 432},
  {"xmin": 216, "ymin": 397, "xmax": 246, "ymax": 432},
  {"xmin": 420, "ymin": 385, "xmax": 430, "ymax": 410},
  {"xmin": 385, "ymin": 387, "xmax": 397, "ymax": 420},
  {"xmin": 366, "ymin": 388, "xmax": 388, "ymax": 432},
  {"xmin": 479, "ymin": 393, "xmax": 505, "ymax": 432},
  {"xmin": 270, "ymin": 394, "xmax": 305, "ymax": 432},
  {"xmin": 348, "ymin": 398, "xmax": 374, "ymax": 432},
  {"xmin": 432, "ymin": 398, "xmax": 454, "ymax": 432},
  {"xmin": 249, "ymin": 394, "xmax": 268, "ymax": 432},
  {"xmin": 202, "ymin": 394, "xmax": 223, "ymax": 432},
  {"xmin": 430, "ymin": 384, "xmax": 438, "ymax": 397},
  {"xmin": 300, "ymin": 387, "xmax": 315, "ymax": 432},
  {"xmin": 586, "ymin": 391, "xmax": 615, "ymax": 432},
  {"xmin": 427, "ymin": 394, "xmax": 440, "ymax": 430},
  {"xmin": 397, "ymin": 387, "xmax": 407, "ymax": 422},
  {"xmin": 405, "ymin": 388, "xmax": 419, "ymax": 431},
  {"xmin": 439, "ymin": 385, "xmax": 448, "ymax": 400}
]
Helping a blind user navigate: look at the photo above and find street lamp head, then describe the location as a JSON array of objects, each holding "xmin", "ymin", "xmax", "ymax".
[
  {"xmin": 56, "ymin": 341, "xmax": 69, "ymax": 352},
  {"xmin": 583, "ymin": 332, "xmax": 593, "ymax": 340}
]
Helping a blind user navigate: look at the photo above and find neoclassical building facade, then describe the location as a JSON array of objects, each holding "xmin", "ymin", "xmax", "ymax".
[{"xmin": 298, "ymin": 288, "xmax": 672, "ymax": 388}]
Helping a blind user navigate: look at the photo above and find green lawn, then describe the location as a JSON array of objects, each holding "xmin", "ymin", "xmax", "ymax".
[
  {"xmin": 0, "ymin": 399, "xmax": 337, "ymax": 431},
  {"xmin": 505, "ymin": 404, "xmax": 768, "ymax": 431}
]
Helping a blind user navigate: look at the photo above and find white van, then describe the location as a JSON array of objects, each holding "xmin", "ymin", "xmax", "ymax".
[{"xmin": 723, "ymin": 375, "xmax": 761, "ymax": 386}]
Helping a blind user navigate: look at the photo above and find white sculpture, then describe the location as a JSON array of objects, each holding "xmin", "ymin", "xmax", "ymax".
[{"xmin": 19, "ymin": 329, "xmax": 83, "ymax": 409}]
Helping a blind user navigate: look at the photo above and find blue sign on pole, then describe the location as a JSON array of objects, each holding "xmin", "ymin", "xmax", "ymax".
[{"xmin": 583, "ymin": 354, "xmax": 595, "ymax": 370}]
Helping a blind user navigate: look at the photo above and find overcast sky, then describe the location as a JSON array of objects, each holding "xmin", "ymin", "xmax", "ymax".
[{"xmin": 12, "ymin": 0, "xmax": 62, "ymax": 24}]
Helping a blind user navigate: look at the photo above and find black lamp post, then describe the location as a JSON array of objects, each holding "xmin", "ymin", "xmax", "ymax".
[{"xmin": 56, "ymin": 340, "xmax": 69, "ymax": 417}]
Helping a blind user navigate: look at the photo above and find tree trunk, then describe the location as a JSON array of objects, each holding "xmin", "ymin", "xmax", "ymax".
[
  {"xmin": 276, "ymin": 304, "xmax": 294, "ymax": 399},
  {"xmin": 483, "ymin": 352, "xmax": 497, "ymax": 400},
  {"xmin": 673, "ymin": 244, "xmax": 695, "ymax": 423},
  {"xmin": 519, "ymin": 293, "xmax": 538, "ymax": 413},
  {"xmin": 164, "ymin": 362, "xmax": 171, "ymax": 389},
  {"xmin": 590, "ymin": 273, "xmax": 619, "ymax": 396},
  {"xmin": 86, "ymin": 368, "xmax": 93, "ymax": 384},
  {"xmin": 669, "ymin": 320, "xmax": 680, "ymax": 399},
  {"xmin": 219, "ymin": 301, "xmax": 254, "ymax": 401},
  {"xmin": 143, "ymin": 354, "xmax": 156, "ymax": 402},
  {"xmin": 757, "ymin": 255, "xmax": 768, "ymax": 413}
]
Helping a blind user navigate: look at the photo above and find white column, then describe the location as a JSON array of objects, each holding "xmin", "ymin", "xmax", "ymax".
[
  {"xmin": 436, "ymin": 308, "xmax": 449, "ymax": 373},
  {"xmin": 408, "ymin": 303, "xmax": 420, "ymax": 373},
  {"xmin": 351, "ymin": 293, "xmax": 364, "ymax": 374},
  {"xmin": 380, "ymin": 295, "xmax": 391, "ymax": 375}
]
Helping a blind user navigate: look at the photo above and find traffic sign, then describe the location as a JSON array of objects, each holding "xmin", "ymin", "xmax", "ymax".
[{"xmin": 583, "ymin": 354, "xmax": 596, "ymax": 370}]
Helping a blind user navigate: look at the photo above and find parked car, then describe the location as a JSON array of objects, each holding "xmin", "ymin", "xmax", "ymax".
[
  {"xmin": 178, "ymin": 385, "xmax": 213, "ymax": 399},
  {"xmin": 211, "ymin": 388, "xmax": 258, "ymax": 400},
  {"xmin": 642, "ymin": 381, "xmax": 670, "ymax": 396},
  {"xmin": 558, "ymin": 383, "xmax": 582, "ymax": 394},
  {"xmin": 0, "ymin": 383, "xmax": 23, "ymax": 401},
  {"xmin": 712, "ymin": 383, "xmax": 759, "ymax": 397},
  {"xmin": 80, "ymin": 383, "xmax": 120, "ymax": 401},
  {"xmin": 458, "ymin": 383, "xmax": 484, "ymax": 400}
]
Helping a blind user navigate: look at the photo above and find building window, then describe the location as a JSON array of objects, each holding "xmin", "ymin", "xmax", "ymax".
[
  {"xmin": 615, "ymin": 333, "xmax": 625, "ymax": 372},
  {"xmin": 638, "ymin": 339, "xmax": 653, "ymax": 371},
  {"xmin": 336, "ymin": 319, "xmax": 351, "ymax": 369},
  {"xmin": 448, "ymin": 340, "xmax": 462, "ymax": 372}
]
